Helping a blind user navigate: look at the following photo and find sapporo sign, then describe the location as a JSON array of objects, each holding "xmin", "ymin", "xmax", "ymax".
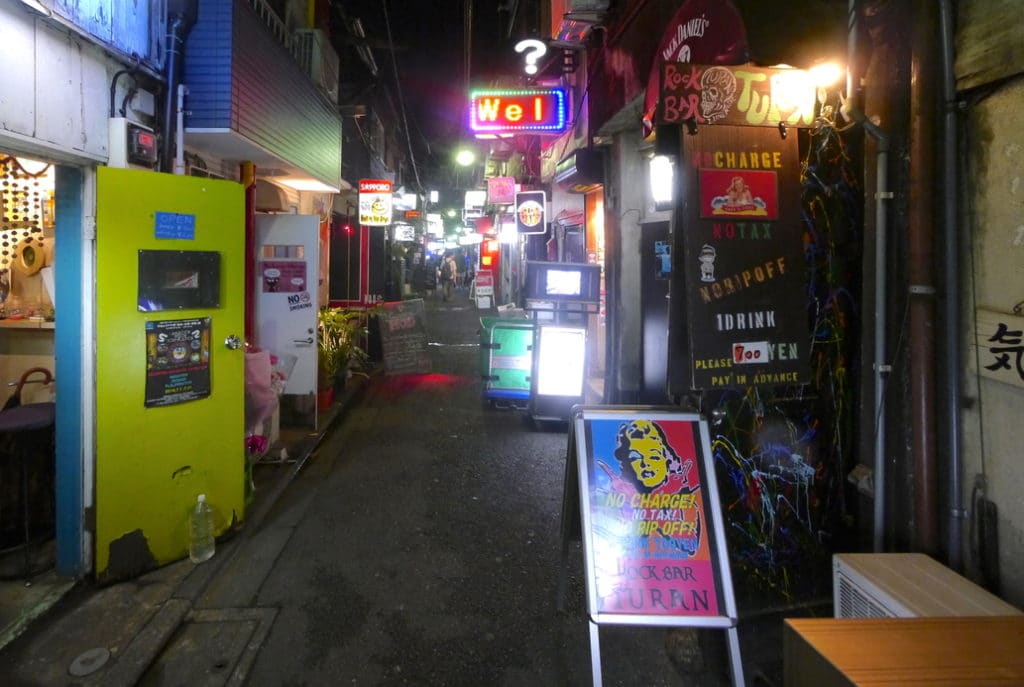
[
  {"xmin": 359, "ymin": 179, "xmax": 393, "ymax": 226},
  {"xmin": 669, "ymin": 100, "xmax": 810, "ymax": 389},
  {"xmin": 659, "ymin": 62, "xmax": 817, "ymax": 128}
]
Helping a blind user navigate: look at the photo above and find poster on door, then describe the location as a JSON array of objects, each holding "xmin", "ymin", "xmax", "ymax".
[
  {"xmin": 145, "ymin": 317, "xmax": 211, "ymax": 407},
  {"xmin": 260, "ymin": 260, "xmax": 307, "ymax": 293}
]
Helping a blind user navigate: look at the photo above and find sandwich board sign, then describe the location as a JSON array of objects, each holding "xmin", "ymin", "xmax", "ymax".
[{"xmin": 560, "ymin": 406, "xmax": 743, "ymax": 687}]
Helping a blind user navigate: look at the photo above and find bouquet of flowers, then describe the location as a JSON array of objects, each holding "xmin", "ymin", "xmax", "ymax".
[{"xmin": 245, "ymin": 347, "xmax": 296, "ymax": 437}]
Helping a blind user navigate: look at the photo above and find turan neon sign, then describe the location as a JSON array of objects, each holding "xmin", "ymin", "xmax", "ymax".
[{"xmin": 469, "ymin": 88, "xmax": 568, "ymax": 135}]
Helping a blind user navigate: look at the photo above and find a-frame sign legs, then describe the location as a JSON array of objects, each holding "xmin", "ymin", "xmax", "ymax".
[
  {"xmin": 726, "ymin": 625, "xmax": 745, "ymax": 687},
  {"xmin": 588, "ymin": 620, "xmax": 603, "ymax": 687},
  {"xmin": 587, "ymin": 623, "xmax": 743, "ymax": 687}
]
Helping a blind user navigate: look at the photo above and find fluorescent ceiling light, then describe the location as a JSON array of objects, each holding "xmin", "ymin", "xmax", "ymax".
[
  {"xmin": 649, "ymin": 155, "xmax": 675, "ymax": 210},
  {"xmin": 277, "ymin": 178, "xmax": 339, "ymax": 193},
  {"xmin": 17, "ymin": 0, "xmax": 51, "ymax": 15}
]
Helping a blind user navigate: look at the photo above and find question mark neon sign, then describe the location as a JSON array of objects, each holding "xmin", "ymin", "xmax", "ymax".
[{"xmin": 514, "ymin": 39, "xmax": 548, "ymax": 75}]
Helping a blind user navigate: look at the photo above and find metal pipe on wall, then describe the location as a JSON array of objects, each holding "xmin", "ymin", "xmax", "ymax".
[
  {"xmin": 869, "ymin": 126, "xmax": 891, "ymax": 553},
  {"xmin": 161, "ymin": 1, "xmax": 198, "ymax": 173},
  {"xmin": 846, "ymin": 0, "xmax": 893, "ymax": 552},
  {"xmin": 908, "ymin": 0, "xmax": 939, "ymax": 554},
  {"xmin": 242, "ymin": 161, "xmax": 256, "ymax": 343},
  {"xmin": 938, "ymin": 0, "xmax": 964, "ymax": 571},
  {"xmin": 173, "ymin": 84, "xmax": 187, "ymax": 175},
  {"xmin": 160, "ymin": 12, "xmax": 185, "ymax": 173}
]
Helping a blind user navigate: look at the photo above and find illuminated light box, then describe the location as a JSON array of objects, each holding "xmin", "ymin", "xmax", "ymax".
[
  {"xmin": 535, "ymin": 325, "xmax": 586, "ymax": 397},
  {"xmin": 469, "ymin": 88, "xmax": 568, "ymax": 135}
]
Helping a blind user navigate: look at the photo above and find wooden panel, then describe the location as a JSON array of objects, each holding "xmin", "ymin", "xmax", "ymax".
[
  {"xmin": 784, "ymin": 617, "xmax": 1024, "ymax": 686},
  {"xmin": 50, "ymin": 0, "xmax": 157, "ymax": 60},
  {"xmin": 34, "ymin": 25, "xmax": 81, "ymax": 152},
  {"xmin": 0, "ymin": 7, "xmax": 36, "ymax": 137},
  {"xmin": 53, "ymin": 0, "xmax": 114, "ymax": 47},
  {"xmin": 955, "ymin": 0, "xmax": 1024, "ymax": 91},
  {"xmin": 79, "ymin": 39, "xmax": 110, "ymax": 158}
]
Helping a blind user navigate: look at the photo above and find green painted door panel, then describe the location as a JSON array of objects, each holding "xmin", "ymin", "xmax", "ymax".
[{"xmin": 95, "ymin": 167, "xmax": 246, "ymax": 582}]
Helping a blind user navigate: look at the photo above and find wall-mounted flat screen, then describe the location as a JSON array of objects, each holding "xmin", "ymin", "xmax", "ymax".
[
  {"xmin": 138, "ymin": 250, "xmax": 220, "ymax": 311},
  {"xmin": 525, "ymin": 261, "xmax": 600, "ymax": 303},
  {"xmin": 546, "ymin": 268, "xmax": 582, "ymax": 296}
]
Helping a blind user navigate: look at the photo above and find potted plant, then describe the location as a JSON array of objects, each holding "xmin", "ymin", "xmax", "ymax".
[{"xmin": 317, "ymin": 306, "xmax": 371, "ymax": 405}]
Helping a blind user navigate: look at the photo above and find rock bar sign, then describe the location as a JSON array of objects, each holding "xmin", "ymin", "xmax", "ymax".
[
  {"xmin": 659, "ymin": 65, "xmax": 811, "ymax": 389},
  {"xmin": 658, "ymin": 62, "xmax": 816, "ymax": 128},
  {"xmin": 573, "ymin": 408, "xmax": 736, "ymax": 625},
  {"xmin": 564, "ymin": 406, "xmax": 744, "ymax": 684}
]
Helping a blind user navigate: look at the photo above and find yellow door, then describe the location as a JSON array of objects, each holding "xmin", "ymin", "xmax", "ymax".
[{"xmin": 94, "ymin": 167, "xmax": 246, "ymax": 582}]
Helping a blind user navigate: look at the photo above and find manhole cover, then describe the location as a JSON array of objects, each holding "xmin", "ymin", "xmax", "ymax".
[{"xmin": 69, "ymin": 647, "xmax": 111, "ymax": 677}]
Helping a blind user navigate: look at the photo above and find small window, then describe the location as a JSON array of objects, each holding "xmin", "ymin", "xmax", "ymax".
[{"xmin": 260, "ymin": 244, "xmax": 305, "ymax": 259}]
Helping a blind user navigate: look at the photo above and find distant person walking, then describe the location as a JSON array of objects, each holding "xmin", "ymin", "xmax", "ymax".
[{"xmin": 441, "ymin": 253, "xmax": 457, "ymax": 301}]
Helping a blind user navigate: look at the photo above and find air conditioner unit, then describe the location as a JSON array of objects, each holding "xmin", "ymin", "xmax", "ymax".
[
  {"xmin": 294, "ymin": 29, "xmax": 340, "ymax": 105},
  {"xmin": 187, "ymin": 165, "xmax": 228, "ymax": 181},
  {"xmin": 566, "ymin": 0, "xmax": 610, "ymax": 12},
  {"xmin": 556, "ymin": 1, "xmax": 609, "ymax": 45},
  {"xmin": 554, "ymin": 148, "xmax": 604, "ymax": 194},
  {"xmin": 833, "ymin": 553, "xmax": 1022, "ymax": 618}
]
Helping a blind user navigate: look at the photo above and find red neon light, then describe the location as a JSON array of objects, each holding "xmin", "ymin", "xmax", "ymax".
[{"xmin": 359, "ymin": 179, "xmax": 392, "ymax": 193}]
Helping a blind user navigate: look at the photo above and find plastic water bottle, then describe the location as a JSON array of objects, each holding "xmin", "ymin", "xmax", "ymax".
[{"xmin": 189, "ymin": 494, "xmax": 215, "ymax": 563}]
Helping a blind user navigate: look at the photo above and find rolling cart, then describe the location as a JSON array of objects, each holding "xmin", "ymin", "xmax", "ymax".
[{"xmin": 479, "ymin": 316, "xmax": 534, "ymax": 408}]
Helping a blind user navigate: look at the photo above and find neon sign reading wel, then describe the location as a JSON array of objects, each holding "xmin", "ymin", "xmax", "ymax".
[{"xmin": 469, "ymin": 88, "xmax": 567, "ymax": 135}]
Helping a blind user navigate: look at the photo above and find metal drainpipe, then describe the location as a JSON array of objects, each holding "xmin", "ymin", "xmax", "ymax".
[
  {"xmin": 847, "ymin": 0, "xmax": 893, "ymax": 553},
  {"xmin": 174, "ymin": 84, "xmax": 188, "ymax": 175},
  {"xmin": 868, "ymin": 124, "xmax": 892, "ymax": 553},
  {"xmin": 909, "ymin": 0, "xmax": 939, "ymax": 554},
  {"xmin": 243, "ymin": 161, "xmax": 256, "ymax": 343},
  {"xmin": 938, "ymin": 0, "xmax": 964, "ymax": 570},
  {"xmin": 161, "ymin": 13, "xmax": 186, "ymax": 173}
]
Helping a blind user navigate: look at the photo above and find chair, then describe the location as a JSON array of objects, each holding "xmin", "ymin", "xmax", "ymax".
[{"xmin": 0, "ymin": 367, "xmax": 55, "ymax": 581}]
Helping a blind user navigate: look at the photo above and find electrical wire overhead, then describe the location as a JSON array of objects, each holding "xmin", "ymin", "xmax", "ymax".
[{"xmin": 382, "ymin": 0, "xmax": 422, "ymax": 193}]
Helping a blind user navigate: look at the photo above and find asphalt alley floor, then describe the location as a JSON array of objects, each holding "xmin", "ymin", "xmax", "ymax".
[{"xmin": 0, "ymin": 287, "xmax": 824, "ymax": 686}]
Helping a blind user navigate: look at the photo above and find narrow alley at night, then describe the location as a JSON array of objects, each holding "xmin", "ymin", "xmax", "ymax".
[
  {"xmin": 2, "ymin": 0, "xmax": 1024, "ymax": 684},
  {"xmin": 0, "ymin": 289, "xmax": 797, "ymax": 686}
]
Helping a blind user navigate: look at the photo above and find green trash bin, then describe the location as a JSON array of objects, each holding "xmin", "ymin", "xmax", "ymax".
[{"xmin": 479, "ymin": 316, "xmax": 534, "ymax": 407}]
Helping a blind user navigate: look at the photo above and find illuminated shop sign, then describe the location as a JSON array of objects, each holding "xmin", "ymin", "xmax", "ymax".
[
  {"xmin": 358, "ymin": 179, "xmax": 393, "ymax": 226},
  {"xmin": 469, "ymin": 88, "xmax": 568, "ymax": 135},
  {"xmin": 659, "ymin": 64, "xmax": 816, "ymax": 128}
]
